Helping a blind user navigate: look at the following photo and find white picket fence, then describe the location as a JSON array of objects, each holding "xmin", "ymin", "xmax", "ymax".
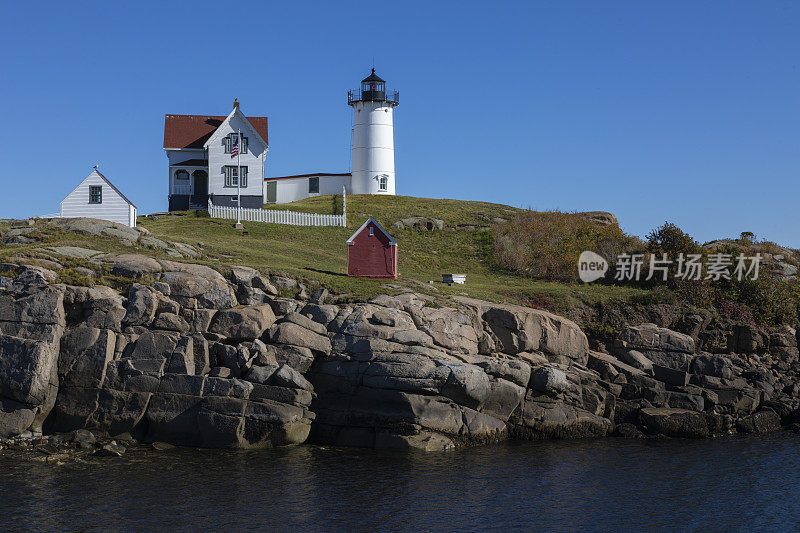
[{"xmin": 207, "ymin": 191, "xmax": 347, "ymax": 227}]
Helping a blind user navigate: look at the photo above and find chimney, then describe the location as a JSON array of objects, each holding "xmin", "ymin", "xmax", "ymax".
[{"xmin": 233, "ymin": 98, "xmax": 239, "ymax": 110}]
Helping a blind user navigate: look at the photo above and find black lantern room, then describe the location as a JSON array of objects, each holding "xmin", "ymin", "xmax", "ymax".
[
  {"xmin": 361, "ymin": 69, "xmax": 385, "ymax": 100},
  {"xmin": 348, "ymin": 69, "xmax": 399, "ymax": 106}
]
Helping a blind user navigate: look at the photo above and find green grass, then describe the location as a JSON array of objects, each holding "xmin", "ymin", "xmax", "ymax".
[
  {"xmin": 0, "ymin": 195, "xmax": 647, "ymax": 311},
  {"xmin": 141, "ymin": 195, "xmax": 647, "ymax": 310},
  {"xmin": 263, "ymin": 194, "xmax": 522, "ymax": 228}
]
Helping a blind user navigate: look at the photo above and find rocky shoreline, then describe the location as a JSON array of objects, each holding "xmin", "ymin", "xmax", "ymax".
[{"xmin": 2, "ymin": 249, "xmax": 799, "ymax": 453}]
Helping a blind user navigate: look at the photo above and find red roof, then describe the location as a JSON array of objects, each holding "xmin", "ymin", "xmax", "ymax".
[{"xmin": 163, "ymin": 114, "xmax": 268, "ymax": 149}]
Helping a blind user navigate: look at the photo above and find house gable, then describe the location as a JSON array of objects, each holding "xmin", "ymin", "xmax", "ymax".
[
  {"xmin": 347, "ymin": 217, "xmax": 397, "ymax": 245},
  {"xmin": 60, "ymin": 170, "xmax": 137, "ymax": 227},
  {"xmin": 203, "ymin": 107, "xmax": 268, "ymax": 153},
  {"xmin": 61, "ymin": 170, "xmax": 135, "ymax": 208}
]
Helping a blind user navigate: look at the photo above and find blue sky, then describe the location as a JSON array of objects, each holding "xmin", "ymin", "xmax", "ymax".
[{"xmin": 1, "ymin": 1, "xmax": 798, "ymax": 246}]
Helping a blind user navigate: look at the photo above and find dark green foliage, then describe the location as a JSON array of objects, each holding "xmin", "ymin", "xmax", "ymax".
[{"xmin": 646, "ymin": 222, "xmax": 701, "ymax": 256}]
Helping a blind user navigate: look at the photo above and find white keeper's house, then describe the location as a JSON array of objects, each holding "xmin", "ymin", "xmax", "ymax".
[{"xmin": 164, "ymin": 99, "xmax": 268, "ymax": 211}]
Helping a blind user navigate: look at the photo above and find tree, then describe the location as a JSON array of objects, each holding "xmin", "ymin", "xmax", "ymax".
[{"xmin": 646, "ymin": 222, "xmax": 700, "ymax": 256}]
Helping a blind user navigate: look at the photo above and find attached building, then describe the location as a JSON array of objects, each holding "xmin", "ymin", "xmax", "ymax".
[
  {"xmin": 264, "ymin": 173, "xmax": 351, "ymax": 204},
  {"xmin": 60, "ymin": 169, "xmax": 137, "ymax": 227}
]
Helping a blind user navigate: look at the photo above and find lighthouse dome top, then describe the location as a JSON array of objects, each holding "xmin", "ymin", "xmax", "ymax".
[
  {"xmin": 348, "ymin": 68, "xmax": 399, "ymax": 107},
  {"xmin": 361, "ymin": 68, "xmax": 385, "ymax": 83}
]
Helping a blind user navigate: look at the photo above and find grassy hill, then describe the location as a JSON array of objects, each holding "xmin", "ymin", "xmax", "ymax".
[
  {"xmin": 3, "ymin": 194, "xmax": 795, "ymax": 326},
  {"xmin": 139, "ymin": 195, "xmax": 645, "ymax": 310}
]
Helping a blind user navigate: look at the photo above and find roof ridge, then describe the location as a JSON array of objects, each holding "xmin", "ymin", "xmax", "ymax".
[{"xmin": 91, "ymin": 169, "xmax": 137, "ymax": 208}]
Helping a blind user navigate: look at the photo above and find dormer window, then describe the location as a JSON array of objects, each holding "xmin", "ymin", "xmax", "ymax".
[{"xmin": 224, "ymin": 134, "xmax": 248, "ymax": 154}]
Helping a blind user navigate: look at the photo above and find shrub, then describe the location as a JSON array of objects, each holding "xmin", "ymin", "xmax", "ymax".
[
  {"xmin": 492, "ymin": 211, "xmax": 641, "ymax": 281},
  {"xmin": 739, "ymin": 231, "xmax": 755, "ymax": 244},
  {"xmin": 646, "ymin": 221, "xmax": 701, "ymax": 256}
]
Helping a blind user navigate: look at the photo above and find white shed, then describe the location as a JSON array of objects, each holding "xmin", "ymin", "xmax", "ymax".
[{"xmin": 60, "ymin": 169, "xmax": 137, "ymax": 227}]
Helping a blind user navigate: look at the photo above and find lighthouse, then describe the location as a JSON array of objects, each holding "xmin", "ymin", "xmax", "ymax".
[{"xmin": 348, "ymin": 69, "xmax": 399, "ymax": 195}]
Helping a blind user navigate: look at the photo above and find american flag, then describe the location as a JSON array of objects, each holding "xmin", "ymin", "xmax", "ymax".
[{"xmin": 230, "ymin": 135, "xmax": 239, "ymax": 158}]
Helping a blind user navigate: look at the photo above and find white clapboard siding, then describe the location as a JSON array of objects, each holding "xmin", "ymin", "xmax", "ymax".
[
  {"xmin": 208, "ymin": 199, "xmax": 346, "ymax": 227},
  {"xmin": 60, "ymin": 170, "xmax": 137, "ymax": 227}
]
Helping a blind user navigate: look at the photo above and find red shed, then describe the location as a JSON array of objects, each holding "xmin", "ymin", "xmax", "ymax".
[{"xmin": 347, "ymin": 217, "xmax": 398, "ymax": 278}]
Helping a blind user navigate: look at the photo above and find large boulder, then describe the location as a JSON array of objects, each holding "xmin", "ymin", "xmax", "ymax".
[
  {"xmin": 52, "ymin": 217, "xmax": 141, "ymax": 244},
  {"xmin": 123, "ymin": 284, "xmax": 158, "ymax": 326},
  {"xmin": 209, "ymin": 305, "xmax": 276, "ymax": 341},
  {"xmin": 58, "ymin": 327, "xmax": 116, "ymax": 388},
  {"xmin": 616, "ymin": 323, "xmax": 695, "ymax": 370},
  {"xmin": 0, "ymin": 398, "xmax": 37, "ymax": 437},
  {"xmin": 300, "ymin": 303, "xmax": 340, "ymax": 327},
  {"xmin": 159, "ymin": 270, "xmax": 237, "ymax": 309},
  {"xmin": 637, "ymin": 408, "xmax": 711, "ymax": 438},
  {"xmin": 0, "ymin": 286, "xmax": 66, "ymax": 332},
  {"xmin": 531, "ymin": 367, "xmax": 568, "ymax": 396},
  {"xmin": 0, "ymin": 286, "xmax": 65, "ymax": 435},
  {"xmin": 269, "ymin": 321, "xmax": 331, "ymax": 355},
  {"xmin": 0, "ymin": 335, "xmax": 60, "ymax": 433},
  {"xmin": 408, "ymin": 306, "xmax": 479, "ymax": 354},
  {"xmin": 691, "ymin": 354, "xmax": 733, "ymax": 379},
  {"xmin": 455, "ymin": 298, "xmax": 589, "ymax": 363},
  {"xmin": 63, "ymin": 285, "xmax": 126, "ymax": 332},
  {"xmin": 108, "ymin": 254, "xmax": 163, "ymax": 278},
  {"xmin": 514, "ymin": 400, "xmax": 612, "ymax": 439},
  {"xmin": 336, "ymin": 304, "xmax": 418, "ymax": 339}
]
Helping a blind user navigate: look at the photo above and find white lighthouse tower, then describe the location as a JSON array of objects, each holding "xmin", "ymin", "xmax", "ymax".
[{"xmin": 348, "ymin": 69, "xmax": 399, "ymax": 195}]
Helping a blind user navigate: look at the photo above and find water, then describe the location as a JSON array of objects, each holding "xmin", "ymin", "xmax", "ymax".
[{"xmin": 2, "ymin": 434, "xmax": 800, "ymax": 532}]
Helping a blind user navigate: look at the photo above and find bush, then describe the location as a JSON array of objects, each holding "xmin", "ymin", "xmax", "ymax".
[
  {"xmin": 646, "ymin": 221, "xmax": 701, "ymax": 256},
  {"xmin": 492, "ymin": 211, "xmax": 641, "ymax": 281}
]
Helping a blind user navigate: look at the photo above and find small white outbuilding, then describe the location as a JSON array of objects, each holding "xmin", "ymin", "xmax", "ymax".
[{"xmin": 60, "ymin": 168, "xmax": 137, "ymax": 227}]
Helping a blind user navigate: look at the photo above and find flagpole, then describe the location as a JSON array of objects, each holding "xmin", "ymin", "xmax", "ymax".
[{"xmin": 236, "ymin": 128, "xmax": 242, "ymax": 227}]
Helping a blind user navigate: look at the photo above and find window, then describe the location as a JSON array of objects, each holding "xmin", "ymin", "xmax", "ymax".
[
  {"xmin": 89, "ymin": 185, "xmax": 102, "ymax": 204},
  {"xmin": 175, "ymin": 170, "xmax": 189, "ymax": 180},
  {"xmin": 369, "ymin": 226, "xmax": 374, "ymax": 236},
  {"xmin": 379, "ymin": 175, "xmax": 388, "ymax": 191},
  {"xmin": 224, "ymin": 134, "xmax": 248, "ymax": 154},
  {"xmin": 309, "ymin": 176, "xmax": 319, "ymax": 193},
  {"xmin": 224, "ymin": 166, "xmax": 238, "ymax": 187},
  {"xmin": 224, "ymin": 166, "xmax": 248, "ymax": 187}
]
